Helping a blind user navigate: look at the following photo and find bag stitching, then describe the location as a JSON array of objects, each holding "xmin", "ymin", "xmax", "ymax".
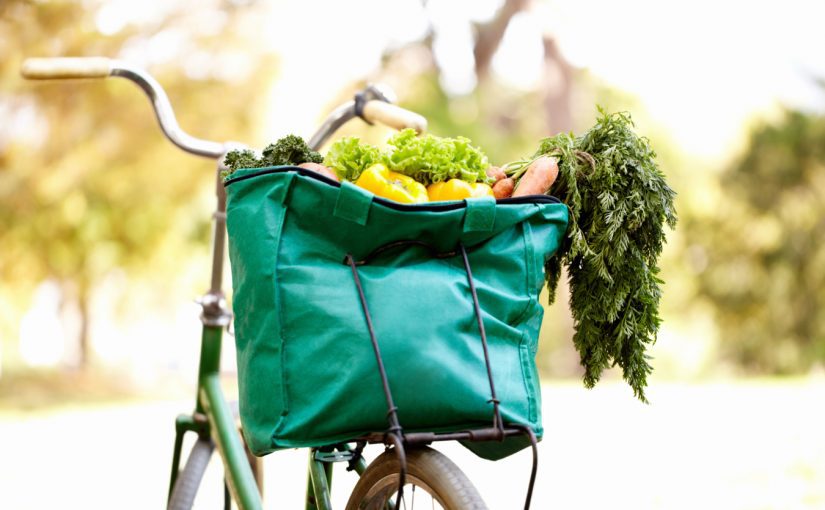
[
  {"xmin": 519, "ymin": 330, "xmax": 538, "ymax": 425},
  {"xmin": 270, "ymin": 178, "xmax": 294, "ymax": 448},
  {"xmin": 518, "ymin": 220, "xmax": 540, "ymax": 424},
  {"xmin": 505, "ymin": 221, "xmax": 537, "ymax": 329}
]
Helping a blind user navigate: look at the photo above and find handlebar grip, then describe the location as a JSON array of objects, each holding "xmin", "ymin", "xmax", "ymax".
[
  {"xmin": 361, "ymin": 101, "xmax": 427, "ymax": 133},
  {"xmin": 21, "ymin": 57, "xmax": 113, "ymax": 80}
]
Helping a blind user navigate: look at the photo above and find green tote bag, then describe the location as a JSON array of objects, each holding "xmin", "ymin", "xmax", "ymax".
[{"xmin": 224, "ymin": 166, "xmax": 568, "ymax": 460}]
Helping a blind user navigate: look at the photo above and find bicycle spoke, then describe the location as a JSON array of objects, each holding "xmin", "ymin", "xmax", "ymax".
[{"xmin": 388, "ymin": 483, "xmax": 446, "ymax": 510}]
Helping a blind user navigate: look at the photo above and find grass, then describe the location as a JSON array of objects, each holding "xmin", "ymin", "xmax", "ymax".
[{"xmin": 0, "ymin": 368, "xmax": 176, "ymax": 412}]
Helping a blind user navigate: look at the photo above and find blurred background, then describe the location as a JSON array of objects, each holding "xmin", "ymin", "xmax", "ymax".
[{"xmin": 1, "ymin": 0, "xmax": 824, "ymax": 508}]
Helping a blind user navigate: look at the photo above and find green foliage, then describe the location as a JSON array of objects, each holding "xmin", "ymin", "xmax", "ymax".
[
  {"xmin": 0, "ymin": 0, "xmax": 277, "ymax": 368},
  {"xmin": 260, "ymin": 134, "xmax": 323, "ymax": 167},
  {"xmin": 223, "ymin": 135, "xmax": 323, "ymax": 178},
  {"xmin": 385, "ymin": 129, "xmax": 490, "ymax": 186},
  {"xmin": 539, "ymin": 109, "xmax": 677, "ymax": 401},
  {"xmin": 323, "ymin": 136, "xmax": 388, "ymax": 182},
  {"xmin": 322, "ymin": 129, "xmax": 490, "ymax": 186},
  {"xmin": 689, "ymin": 109, "xmax": 825, "ymax": 372},
  {"xmin": 223, "ymin": 150, "xmax": 260, "ymax": 175}
]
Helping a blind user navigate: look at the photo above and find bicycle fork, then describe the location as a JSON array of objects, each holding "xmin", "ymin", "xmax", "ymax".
[{"xmin": 306, "ymin": 445, "xmax": 368, "ymax": 510}]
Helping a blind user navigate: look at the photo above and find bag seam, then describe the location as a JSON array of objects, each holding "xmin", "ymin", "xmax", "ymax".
[
  {"xmin": 517, "ymin": 220, "xmax": 540, "ymax": 424},
  {"xmin": 507, "ymin": 221, "xmax": 537, "ymax": 329},
  {"xmin": 270, "ymin": 185, "xmax": 293, "ymax": 447},
  {"xmin": 519, "ymin": 330, "xmax": 539, "ymax": 424}
]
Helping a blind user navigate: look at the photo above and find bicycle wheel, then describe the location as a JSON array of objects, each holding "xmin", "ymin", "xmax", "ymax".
[
  {"xmin": 168, "ymin": 438, "xmax": 215, "ymax": 510},
  {"xmin": 346, "ymin": 446, "xmax": 488, "ymax": 510}
]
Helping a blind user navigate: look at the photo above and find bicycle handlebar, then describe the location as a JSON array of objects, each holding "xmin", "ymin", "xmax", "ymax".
[
  {"xmin": 21, "ymin": 57, "xmax": 113, "ymax": 79},
  {"xmin": 362, "ymin": 101, "xmax": 426, "ymax": 134},
  {"xmin": 20, "ymin": 56, "xmax": 428, "ymax": 159},
  {"xmin": 306, "ymin": 87, "xmax": 427, "ymax": 150},
  {"xmin": 22, "ymin": 57, "xmax": 226, "ymax": 158}
]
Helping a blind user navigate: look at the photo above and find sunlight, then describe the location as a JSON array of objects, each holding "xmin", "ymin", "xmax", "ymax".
[
  {"xmin": 492, "ymin": 12, "xmax": 545, "ymax": 91},
  {"xmin": 5, "ymin": 2, "xmax": 825, "ymax": 508},
  {"xmin": 539, "ymin": 0, "xmax": 825, "ymax": 159},
  {"xmin": 18, "ymin": 282, "xmax": 67, "ymax": 367}
]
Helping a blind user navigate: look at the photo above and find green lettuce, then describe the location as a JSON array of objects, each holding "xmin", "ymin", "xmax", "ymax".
[
  {"xmin": 323, "ymin": 136, "xmax": 387, "ymax": 182},
  {"xmin": 386, "ymin": 129, "xmax": 490, "ymax": 186},
  {"xmin": 323, "ymin": 129, "xmax": 491, "ymax": 186}
]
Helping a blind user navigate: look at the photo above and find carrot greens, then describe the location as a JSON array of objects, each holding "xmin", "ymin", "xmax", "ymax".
[{"xmin": 540, "ymin": 108, "xmax": 677, "ymax": 402}]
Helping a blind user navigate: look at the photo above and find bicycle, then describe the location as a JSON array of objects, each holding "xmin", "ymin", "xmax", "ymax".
[{"xmin": 21, "ymin": 57, "xmax": 540, "ymax": 510}]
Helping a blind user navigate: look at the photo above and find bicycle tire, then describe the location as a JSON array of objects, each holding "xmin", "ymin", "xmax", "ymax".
[
  {"xmin": 168, "ymin": 438, "xmax": 215, "ymax": 510},
  {"xmin": 345, "ymin": 446, "xmax": 488, "ymax": 510}
]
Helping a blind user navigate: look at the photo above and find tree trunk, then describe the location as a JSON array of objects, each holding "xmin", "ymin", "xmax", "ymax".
[
  {"xmin": 541, "ymin": 36, "xmax": 573, "ymax": 135},
  {"xmin": 77, "ymin": 288, "xmax": 90, "ymax": 369},
  {"xmin": 473, "ymin": 0, "xmax": 530, "ymax": 80}
]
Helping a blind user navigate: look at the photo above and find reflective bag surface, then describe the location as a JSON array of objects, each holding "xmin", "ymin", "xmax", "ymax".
[{"xmin": 225, "ymin": 166, "xmax": 568, "ymax": 459}]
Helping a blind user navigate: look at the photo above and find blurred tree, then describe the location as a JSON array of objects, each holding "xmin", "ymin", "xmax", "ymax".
[
  {"xmin": 0, "ymin": 0, "xmax": 276, "ymax": 370},
  {"xmin": 473, "ymin": 0, "xmax": 529, "ymax": 80},
  {"xmin": 687, "ymin": 108, "xmax": 825, "ymax": 373},
  {"xmin": 540, "ymin": 36, "xmax": 573, "ymax": 136}
]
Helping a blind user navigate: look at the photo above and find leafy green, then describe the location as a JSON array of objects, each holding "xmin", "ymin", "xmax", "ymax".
[
  {"xmin": 260, "ymin": 134, "xmax": 323, "ymax": 167},
  {"xmin": 223, "ymin": 149, "xmax": 259, "ymax": 176},
  {"xmin": 323, "ymin": 129, "xmax": 491, "ymax": 185},
  {"xmin": 538, "ymin": 108, "xmax": 677, "ymax": 402},
  {"xmin": 222, "ymin": 134, "xmax": 322, "ymax": 179},
  {"xmin": 323, "ymin": 136, "xmax": 387, "ymax": 182},
  {"xmin": 385, "ymin": 129, "xmax": 491, "ymax": 186}
]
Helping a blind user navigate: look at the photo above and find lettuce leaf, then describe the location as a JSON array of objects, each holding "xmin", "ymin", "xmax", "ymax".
[
  {"xmin": 323, "ymin": 129, "xmax": 491, "ymax": 186},
  {"xmin": 386, "ymin": 129, "xmax": 490, "ymax": 186},
  {"xmin": 323, "ymin": 137, "xmax": 387, "ymax": 182}
]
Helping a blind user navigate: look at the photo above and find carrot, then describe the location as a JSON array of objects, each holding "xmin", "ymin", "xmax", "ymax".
[
  {"xmin": 512, "ymin": 156, "xmax": 558, "ymax": 197},
  {"xmin": 493, "ymin": 177, "xmax": 515, "ymax": 199},
  {"xmin": 485, "ymin": 166, "xmax": 506, "ymax": 182},
  {"xmin": 298, "ymin": 162, "xmax": 340, "ymax": 182}
]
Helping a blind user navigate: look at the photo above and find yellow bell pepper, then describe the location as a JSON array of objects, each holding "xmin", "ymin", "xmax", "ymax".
[
  {"xmin": 427, "ymin": 179, "xmax": 494, "ymax": 202},
  {"xmin": 355, "ymin": 164, "xmax": 429, "ymax": 204},
  {"xmin": 427, "ymin": 179, "xmax": 473, "ymax": 202},
  {"xmin": 470, "ymin": 182, "xmax": 495, "ymax": 198}
]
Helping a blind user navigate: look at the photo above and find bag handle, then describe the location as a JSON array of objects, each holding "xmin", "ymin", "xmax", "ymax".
[
  {"xmin": 333, "ymin": 181, "xmax": 373, "ymax": 226},
  {"xmin": 462, "ymin": 196, "xmax": 496, "ymax": 233}
]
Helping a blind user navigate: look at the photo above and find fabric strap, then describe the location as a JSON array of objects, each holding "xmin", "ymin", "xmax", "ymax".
[
  {"xmin": 333, "ymin": 181, "xmax": 373, "ymax": 226},
  {"xmin": 462, "ymin": 196, "xmax": 496, "ymax": 233}
]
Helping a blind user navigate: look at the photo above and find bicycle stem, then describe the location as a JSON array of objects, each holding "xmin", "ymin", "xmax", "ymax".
[
  {"xmin": 198, "ymin": 164, "xmax": 233, "ymax": 328},
  {"xmin": 211, "ymin": 168, "xmax": 228, "ymax": 295}
]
